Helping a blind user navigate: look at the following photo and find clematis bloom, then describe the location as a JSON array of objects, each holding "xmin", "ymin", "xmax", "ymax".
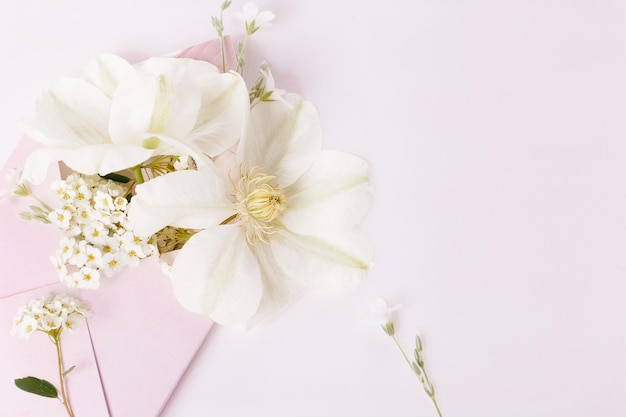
[
  {"xmin": 128, "ymin": 96, "xmax": 374, "ymax": 327},
  {"xmin": 21, "ymin": 54, "xmax": 248, "ymax": 184}
]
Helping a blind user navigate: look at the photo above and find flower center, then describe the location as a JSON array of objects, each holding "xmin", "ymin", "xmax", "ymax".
[{"xmin": 234, "ymin": 167, "xmax": 286, "ymax": 244}]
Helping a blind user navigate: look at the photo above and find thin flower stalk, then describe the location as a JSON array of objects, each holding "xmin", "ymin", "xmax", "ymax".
[
  {"xmin": 370, "ymin": 298, "xmax": 443, "ymax": 417},
  {"xmin": 390, "ymin": 333, "xmax": 443, "ymax": 417},
  {"xmin": 54, "ymin": 334, "xmax": 74, "ymax": 417},
  {"xmin": 212, "ymin": 0, "xmax": 232, "ymax": 73}
]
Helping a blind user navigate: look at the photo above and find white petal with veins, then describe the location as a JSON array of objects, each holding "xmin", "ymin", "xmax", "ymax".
[
  {"xmin": 171, "ymin": 225, "xmax": 263, "ymax": 326},
  {"xmin": 128, "ymin": 169, "xmax": 232, "ymax": 237}
]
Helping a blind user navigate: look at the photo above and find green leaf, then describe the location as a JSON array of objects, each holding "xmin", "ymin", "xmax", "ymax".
[
  {"xmin": 14, "ymin": 377, "xmax": 58, "ymax": 398},
  {"xmin": 62, "ymin": 365, "xmax": 76, "ymax": 377},
  {"xmin": 28, "ymin": 205, "xmax": 45, "ymax": 214},
  {"xmin": 100, "ymin": 173, "xmax": 131, "ymax": 183},
  {"xmin": 18, "ymin": 212, "xmax": 33, "ymax": 221}
]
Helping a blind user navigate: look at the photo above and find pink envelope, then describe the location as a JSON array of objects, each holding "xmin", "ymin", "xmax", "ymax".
[{"xmin": 0, "ymin": 38, "xmax": 232, "ymax": 416}]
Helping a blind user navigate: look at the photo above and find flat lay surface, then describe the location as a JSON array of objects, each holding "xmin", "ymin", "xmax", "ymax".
[{"xmin": 1, "ymin": 1, "xmax": 625, "ymax": 416}]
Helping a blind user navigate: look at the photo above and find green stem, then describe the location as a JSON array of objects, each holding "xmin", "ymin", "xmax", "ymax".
[
  {"xmin": 236, "ymin": 33, "xmax": 249, "ymax": 74},
  {"xmin": 219, "ymin": 11, "xmax": 226, "ymax": 72},
  {"xmin": 29, "ymin": 195, "xmax": 53, "ymax": 212},
  {"xmin": 391, "ymin": 335, "xmax": 443, "ymax": 417},
  {"xmin": 54, "ymin": 337, "xmax": 74, "ymax": 417},
  {"xmin": 431, "ymin": 394, "xmax": 444, "ymax": 417},
  {"xmin": 131, "ymin": 166, "xmax": 144, "ymax": 185},
  {"xmin": 416, "ymin": 356, "xmax": 443, "ymax": 417},
  {"xmin": 391, "ymin": 335, "xmax": 414, "ymax": 371},
  {"xmin": 219, "ymin": 38, "xmax": 226, "ymax": 72}
]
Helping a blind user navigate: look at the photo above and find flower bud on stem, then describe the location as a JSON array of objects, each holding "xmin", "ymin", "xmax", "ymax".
[{"xmin": 387, "ymin": 330, "xmax": 443, "ymax": 417}]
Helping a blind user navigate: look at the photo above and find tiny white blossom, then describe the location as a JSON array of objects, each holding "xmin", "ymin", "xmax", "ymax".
[
  {"xmin": 11, "ymin": 315, "xmax": 38, "ymax": 339},
  {"xmin": 74, "ymin": 206, "xmax": 93, "ymax": 224},
  {"xmin": 369, "ymin": 298, "xmax": 402, "ymax": 326},
  {"xmin": 56, "ymin": 237, "xmax": 76, "ymax": 262},
  {"xmin": 113, "ymin": 196, "xmax": 128, "ymax": 211},
  {"xmin": 100, "ymin": 252, "xmax": 122, "ymax": 277},
  {"xmin": 234, "ymin": 2, "xmax": 275, "ymax": 33},
  {"xmin": 83, "ymin": 222, "xmax": 110, "ymax": 246},
  {"xmin": 1, "ymin": 168, "xmax": 29, "ymax": 201},
  {"xmin": 370, "ymin": 298, "xmax": 401, "ymax": 321},
  {"xmin": 93, "ymin": 190, "xmax": 114, "ymax": 212},
  {"xmin": 49, "ymin": 174, "xmax": 155, "ymax": 289},
  {"xmin": 70, "ymin": 267, "xmax": 101, "ymax": 290},
  {"xmin": 48, "ymin": 209, "xmax": 73, "ymax": 229},
  {"xmin": 50, "ymin": 255, "xmax": 68, "ymax": 276},
  {"xmin": 259, "ymin": 64, "xmax": 291, "ymax": 108}
]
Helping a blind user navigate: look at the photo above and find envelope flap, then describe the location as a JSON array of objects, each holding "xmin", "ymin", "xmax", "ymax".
[{"xmin": 79, "ymin": 261, "xmax": 212, "ymax": 417}]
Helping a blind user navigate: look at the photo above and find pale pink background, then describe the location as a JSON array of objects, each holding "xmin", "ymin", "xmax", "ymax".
[{"xmin": 2, "ymin": 1, "xmax": 626, "ymax": 416}]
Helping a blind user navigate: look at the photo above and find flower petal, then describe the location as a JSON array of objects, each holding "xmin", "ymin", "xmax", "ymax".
[
  {"xmin": 20, "ymin": 78, "xmax": 111, "ymax": 148},
  {"xmin": 283, "ymin": 150, "xmax": 374, "ymax": 234},
  {"xmin": 109, "ymin": 58, "xmax": 205, "ymax": 147},
  {"xmin": 246, "ymin": 243, "xmax": 303, "ymax": 327},
  {"xmin": 81, "ymin": 54, "xmax": 134, "ymax": 98},
  {"xmin": 182, "ymin": 71, "xmax": 249, "ymax": 157},
  {"xmin": 62, "ymin": 144, "xmax": 155, "ymax": 176},
  {"xmin": 238, "ymin": 97, "xmax": 321, "ymax": 187},
  {"xmin": 128, "ymin": 169, "xmax": 232, "ymax": 237},
  {"xmin": 22, "ymin": 147, "xmax": 67, "ymax": 184},
  {"xmin": 170, "ymin": 225, "xmax": 263, "ymax": 326},
  {"xmin": 22, "ymin": 144, "xmax": 154, "ymax": 184},
  {"xmin": 272, "ymin": 228, "xmax": 373, "ymax": 292}
]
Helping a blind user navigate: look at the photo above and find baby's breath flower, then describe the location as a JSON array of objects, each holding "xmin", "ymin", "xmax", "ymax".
[
  {"xmin": 71, "ymin": 267, "xmax": 100, "ymax": 290},
  {"xmin": 48, "ymin": 209, "xmax": 72, "ymax": 229},
  {"xmin": 11, "ymin": 294, "xmax": 89, "ymax": 415},
  {"xmin": 11, "ymin": 294, "xmax": 89, "ymax": 339},
  {"xmin": 48, "ymin": 173, "xmax": 155, "ymax": 289}
]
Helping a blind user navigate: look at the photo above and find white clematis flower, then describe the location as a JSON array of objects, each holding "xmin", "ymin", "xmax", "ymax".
[
  {"xmin": 21, "ymin": 54, "xmax": 248, "ymax": 184},
  {"xmin": 128, "ymin": 97, "xmax": 374, "ymax": 327}
]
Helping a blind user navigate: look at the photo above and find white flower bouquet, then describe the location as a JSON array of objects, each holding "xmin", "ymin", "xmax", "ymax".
[{"xmin": 13, "ymin": 1, "xmax": 374, "ymax": 328}]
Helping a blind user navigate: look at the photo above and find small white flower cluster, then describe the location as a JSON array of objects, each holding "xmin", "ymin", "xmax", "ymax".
[
  {"xmin": 11, "ymin": 294, "xmax": 89, "ymax": 340},
  {"xmin": 48, "ymin": 173, "xmax": 155, "ymax": 289}
]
